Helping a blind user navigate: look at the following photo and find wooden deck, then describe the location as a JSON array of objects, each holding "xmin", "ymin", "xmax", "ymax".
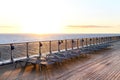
[{"xmin": 0, "ymin": 42, "xmax": 120, "ymax": 80}]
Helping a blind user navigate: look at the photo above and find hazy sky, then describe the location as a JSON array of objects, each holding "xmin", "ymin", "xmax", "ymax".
[{"xmin": 0, "ymin": 0, "xmax": 120, "ymax": 34}]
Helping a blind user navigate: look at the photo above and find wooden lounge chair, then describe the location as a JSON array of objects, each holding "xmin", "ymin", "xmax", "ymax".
[{"xmin": 15, "ymin": 57, "xmax": 41, "ymax": 68}]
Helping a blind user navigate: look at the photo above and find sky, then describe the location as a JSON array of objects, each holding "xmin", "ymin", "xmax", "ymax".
[{"xmin": 0, "ymin": 0, "xmax": 120, "ymax": 34}]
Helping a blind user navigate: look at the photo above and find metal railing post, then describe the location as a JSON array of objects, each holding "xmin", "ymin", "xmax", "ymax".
[
  {"xmin": 99, "ymin": 37, "xmax": 101, "ymax": 44},
  {"xmin": 98, "ymin": 37, "xmax": 100, "ymax": 44},
  {"xmin": 39, "ymin": 42, "xmax": 42, "ymax": 58},
  {"xmin": 26, "ymin": 43, "xmax": 29, "ymax": 58},
  {"xmin": 49, "ymin": 41, "xmax": 52, "ymax": 54},
  {"xmin": 65, "ymin": 40, "xmax": 67, "ymax": 51},
  {"xmin": 93, "ymin": 38, "xmax": 94, "ymax": 45},
  {"xmin": 101, "ymin": 37, "xmax": 103, "ymax": 44},
  {"xmin": 96, "ymin": 38, "xmax": 98, "ymax": 45},
  {"xmin": 77, "ymin": 39, "xmax": 79, "ymax": 49},
  {"xmin": 90, "ymin": 38, "xmax": 92, "ymax": 46},
  {"xmin": 86, "ymin": 38, "xmax": 87, "ymax": 47},
  {"xmin": 10, "ymin": 44, "xmax": 14, "ymax": 62},
  {"xmin": 58, "ymin": 40, "xmax": 60, "ymax": 52},
  {"xmin": 71, "ymin": 39, "xmax": 74, "ymax": 50},
  {"xmin": 81, "ymin": 39, "xmax": 84, "ymax": 48}
]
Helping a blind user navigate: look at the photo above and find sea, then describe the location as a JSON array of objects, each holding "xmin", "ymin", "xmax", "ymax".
[{"xmin": 0, "ymin": 33, "xmax": 120, "ymax": 44}]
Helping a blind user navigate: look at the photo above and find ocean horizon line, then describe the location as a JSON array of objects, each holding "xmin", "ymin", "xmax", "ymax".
[{"xmin": 0, "ymin": 33, "xmax": 120, "ymax": 44}]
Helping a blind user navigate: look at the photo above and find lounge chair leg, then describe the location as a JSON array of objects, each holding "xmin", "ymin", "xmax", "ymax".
[
  {"xmin": 19, "ymin": 62, "xmax": 23, "ymax": 67},
  {"xmin": 39, "ymin": 65, "xmax": 42, "ymax": 71},
  {"xmin": 14, "ymin": 62, "xmax": 17, "ymax": 68},
  {"xmin": 24, "ymin": 62, "xmax": 28, "ymax": 68},
  {"xmin": 45, "ymin": 65, "xmax": 47, "ymax": 72}
]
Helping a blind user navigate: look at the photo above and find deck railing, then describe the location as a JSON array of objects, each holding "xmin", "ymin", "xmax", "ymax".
[{"xmin": 0, "ymin": 36, "xmax": 120, "ymax": 65}]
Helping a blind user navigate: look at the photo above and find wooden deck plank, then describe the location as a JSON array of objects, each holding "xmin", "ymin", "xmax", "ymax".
[{"xmin": 0, "ymin": 42, "xmax": 120, "ymax": 80}]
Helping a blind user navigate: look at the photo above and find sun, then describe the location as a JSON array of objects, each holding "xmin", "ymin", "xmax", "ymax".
[
  {"xmin": 22, "ymin": 23, "xmax": 62, "ymax": 34},
  {"xmin": 21, "ymin": 14, "xmax": 65, "ymax": 34}
]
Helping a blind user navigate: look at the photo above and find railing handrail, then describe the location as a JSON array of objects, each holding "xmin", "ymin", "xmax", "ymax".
[{"xmin": 1, "ymin": 35, "xmax": 120, "ymax": 45}]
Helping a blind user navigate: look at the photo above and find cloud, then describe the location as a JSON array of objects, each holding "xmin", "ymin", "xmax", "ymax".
[{"xmin": 67, "ymin": 25, "xmax": 111, "ymax": 28}]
